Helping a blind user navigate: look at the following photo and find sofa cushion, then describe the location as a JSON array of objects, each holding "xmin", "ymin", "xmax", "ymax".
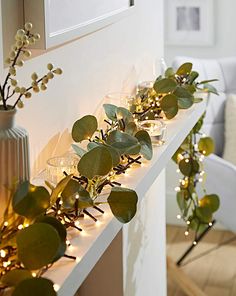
[{"xmin": 223, "ymin": 94, "xmax": 236, "ymax": 165}]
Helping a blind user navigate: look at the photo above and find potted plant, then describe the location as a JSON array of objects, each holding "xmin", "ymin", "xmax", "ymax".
[{"xmin": 0, "ymin": 22, "xmax": 62, "ymax": 216}]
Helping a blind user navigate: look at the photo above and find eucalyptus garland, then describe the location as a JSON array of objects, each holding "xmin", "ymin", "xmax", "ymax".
[
  {"xmin": 128, "ymin": 62, "xmax": 219, "ymax": 239},
  {"xmin": 0, "ymin": 49, "xmax": 219, "ymax": 295},
  {"xmin": 0, "ymin": 104, "xmax": 152, "ymax": 295}
]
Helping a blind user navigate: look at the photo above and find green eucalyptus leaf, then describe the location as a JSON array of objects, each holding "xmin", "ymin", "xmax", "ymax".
[
  {"xmin": 105, "ymin": 145, "xmax": 121, "ymax": 167},
  {"xmin": 176, "ymin": 62, "xmax": 193, "ymax": 75},
  {"xmin": 189, "ymin": 71, "xmax": 199, "ymax": 84},
  {"xmin": 50, "ymin": 174, "xmax": 73, "ymax": 204},
  {"xmin": 160, "ymin": 94, "xmax": 178, "ymax": 119},
  {"xmin": 87, "ymin": 142, "xmax": 120, "ymax": 167},
  {"xmin": 199, "ymin": 194, "xmax": 220, "ymax": 213},
  {"xmin": 189, "ymin": 216, "xmax": 207, "ymax": 233},
  {"xmin": 174, "ymin": 86, "xmax": 193, "ymax": 99},
  {"xmin": 196, "ymin": 206, "xmax": 212, "ymax": 223},
  {"xmin": 203, "ymin": 83, "xmax": 219, "ymax": 95},
  {"xmin": 116, "ymin": 107, "xmax": 133, "ymax": 125},
  {"xmin": 13, "ymin": 182, "xmax": 50, "ymax": 219},
  {"xmin": 154, "ymin": 78, "xmax": 177, "ymax": 94},
  {"xmin": 174, "ymin": 86, "xmax": 194, "ymax": 109},
  {"xmin": 87, "ymin": 141, "xmax": 99, "ymax": 150},
  {"xmin": 72, "ymin": 115, "xmax": 98, "ymax": 142},
  {"xmin": 176, "ymin": 191, "xmax": 188, "ymax": 212},
  {"xmin": 193, "ymin": 114, "xmax": 204, "ymax": 133},
  {"xmin": 179, "ymin": 158, "xmax": 199, "ymax": 176},
  {"xmin": 194, "ymin": 98, "xmax": 203, "ymax": 103},
  {"xmin": 61, "ymin": 179, "xmax": 92, "ymax": 209},
  {"xmin": 107, "ymin": 130, "xmax": 141, "ymax": 155},
  {"xmin": 1, "ymin": 270, "xmax": 32, "ymax": 287},
  {"xmin": 35, "ymin": 216, "xmax": 67, "ymax": 242},
  {"xmin": 17, "ymin": 223, "xmax": 61, "ymax": 270},
  {"xmin": 198, "ymin": 137, "xmax": 215, "ymax": 156},
  {"xmin": 12, "ymin": 278, "xmax": 56, "ymax": 296},
  {"xmin": 135, "ymin": 130, "xmax": 153, "ymax": 160},
  {"xmin": 165, "ymin": 67, "xmax": 175, "ymax": 78},
  {"xmin": 78, "ymin": 146, "xmax": 113, "ymax": 179},
  {"xmin": 125, "ymin": 122, "xmax": 138, "ymax": 136},
  {"xmin": 172, "ymin": 147, "xmax": 184, "ymax": 163},
  {"xmin": 178, "ymin": 97, "xmax": 194, "ymax": 109},
  {"xmin": 107, "ymin": 187, "xmax": 138, "ymax": 223},
  {"xmin": 72, "ymin": 144, "xmax": 86, "ymax": 158},
  {"xmin": 184, "ymin": 84, "xmax": 196, "ymax": 94},
  {"xmin": 103, "ymin": 104, "xmax": 118, "ymax": 121},
  {"xmin": 35, "ymin": 216, "xmax": 67, "ymax": 263}
]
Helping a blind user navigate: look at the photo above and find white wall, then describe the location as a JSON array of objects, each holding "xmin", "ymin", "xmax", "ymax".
[
  {"xmin": 164, "ymin": 0, "xmax": 236, "ymax": 65},
  {"xmin": 1, "ymin": 0, "xmax": 164, "ymax": 177}
]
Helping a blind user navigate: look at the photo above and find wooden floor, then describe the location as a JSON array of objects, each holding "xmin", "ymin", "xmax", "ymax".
[{"xmin": 167, "ymin": 225, "xmax": 236, "ymax": 296}]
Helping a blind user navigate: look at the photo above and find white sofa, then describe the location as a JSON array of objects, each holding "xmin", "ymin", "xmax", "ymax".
[{"xmin": 166, "ymin": 56, "xmax": 236, "ymax": 232}]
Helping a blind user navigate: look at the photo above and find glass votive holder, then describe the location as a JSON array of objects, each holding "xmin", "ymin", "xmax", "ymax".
[
  {"xmin": 46, "ymin": 155, "xmax": 79, "ymax": 185},
  {"xmin": 138, "ymin": 120, "xmax": 167, "ymax": 146},
  {"xmin": 137, "ymin": 81, "xmax": 154, "ymax": 91},
  {"xmin": 104, "ymin": 92, "xmax": 135, "ymax": 108}
]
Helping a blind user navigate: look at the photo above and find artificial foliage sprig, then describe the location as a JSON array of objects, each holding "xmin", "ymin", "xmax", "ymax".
[
  {"xmin": 0, "ymin": 104, "xmax": 152, "ymax": 295},
  {"xmin": 0, "ymin": 23, "xmax": 62, "ymax": 110},
  {"xmin": 130, "ymin": 62, "xmax": 218, "ymax": 121},
  {"xmin": 173, "ymin": 114, "xmax": 220, "ymax": 240}
]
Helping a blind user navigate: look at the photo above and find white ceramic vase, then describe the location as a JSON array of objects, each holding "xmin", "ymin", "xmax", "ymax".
[{"xmin": 0, "ymin": 108, "xmax": 30, "ymax": 216}]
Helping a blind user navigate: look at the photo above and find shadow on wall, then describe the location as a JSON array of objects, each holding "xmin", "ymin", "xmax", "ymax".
[{"xmin": 31, "ymin": 128, "xmax": 73, "ymax": 177}]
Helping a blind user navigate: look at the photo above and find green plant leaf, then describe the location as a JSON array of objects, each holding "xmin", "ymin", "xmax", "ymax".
[
  {"xmin": 203, "ymin": 83, "xmax": 219, "ymax": 95},
  {"xmin": 179, "ymin": 158, "xmax": 199, "ymax": 176},
  {"xmin": 196, "ymin": 206, "xmax": 212, "ymax": 223},
  {"xmin": 78, "ymin": 146, "xmax": 113, "ymax": 179},
  {"xmin": 116, "ymin": 107, "xmax": 133, "ymax": 125},
  {"xmin": 107, "ymin": 187, "xmax": 138, "ymax": 223},
  {"xmin": 174, "ymin": 86, "xmax": 194, "ymax": 109},
  {"xmin": 72, "ymin": 115, "xmax": 98, "ymax": 142},
  {"xmin": 160, "ymin": 94, "xmax": 178, "ymax": 119},
  {"xmin": 87, "ymin": 142, "xmax": 120, "ymax": 167},
  {"xmin": 125, "ymin": 122, "xmax": 138, "ymax": 136},
  {"xmin": 1, "ymin": 270, "xmax": 32, "ymax": 287},
  {"xmin": 194, "ymin": 98, "xmax": 203, "ymax": 103},
  {"xmin": 176, "ymin": 191, "xmax": 188, "ymax": 212},
  {"xmin": 165, "ymin": 67, "xmax": 175, "ymax": 78},
  {"xmin": 154, "ymin": 78, "xmax": 177, "ymax": 94},
  {"xmin": 193, "ymin": 114, "xmax": 205, "ymax": 133},
  {"xmin": 50, "ymin": 174, "xmax": 73, "ymax": 204},
  {"xmin": 12, "ymin": 278, "xmax": 56, "ymax": 296},
  {"xmin": 199, "ymin": 194, "xmax": 220, "ymax": 213},
  {"xmin": 35, "ymin": 216, "xmax": 67, "ymax": 242},
  {"xmin": 16, "ymin": 223, "xmax": 61, "ymax": 270},
  {"xmin": 184, "ymin": 84, "xmax": 196, "ymax": 94},
  {"xmin": 189, "ymin": 71, "xmax": 199, "ymax": 84},
  {"xmin": 61, "ymin": 179, "xmax": 93, "ymax": 209},
  {"xmin": 198, "ymin": 137, "xmax": 215, "ymax": 156},
  {"xmin": 107, "ymin": 130, "xmax": 141, "ymax": 155},
  {"xmin": 176, "ymin": 62, "xmax": 193, "ymax": 75},
  {"xmin": 103, "ymin": 104, "xmax": 118, "ymax": 121},
  {"xmin": 35, "ymin": 216, "xmax": 67, "ymax": 263},
  {"xmin": 172, "ymin": 147, "xmax": 184, "ymax": 163},
  {"xmin": 72, "ymin": 144, "xmax": 86, "ymax": 158},
  {"xmin": 189, "ymin": 216, "xmax": 208, "ymax": 233},
  {"xmin": 13, "ymin": 182, "xmax": 50, "ymax": 219},
  {"xmin": 135, "ymin": 130, "xmax": 153, "ymax": 160}
]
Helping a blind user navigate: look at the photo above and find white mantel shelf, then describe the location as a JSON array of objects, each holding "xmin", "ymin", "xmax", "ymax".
[{"xmin": 45, "ymin": 99, "xmax": 207, "ymax": 296}]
